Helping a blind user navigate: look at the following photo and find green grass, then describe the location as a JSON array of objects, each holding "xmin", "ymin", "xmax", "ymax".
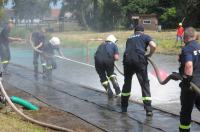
[
  {"xmin": 10, "ymin": 27, "xmax": 189, "ymax": 54},
  {"xmin": 0, "ymin": 112, "xmax": 47, "ymax": 131},
  {"xmin": 51, "ymin": 30, "xmax": 183, "ymax": 54}
]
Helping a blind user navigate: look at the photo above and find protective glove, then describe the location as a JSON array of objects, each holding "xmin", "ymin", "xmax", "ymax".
[{"xmin": 179, "ymin": 75, "xmax": 192, "ymax": 88}]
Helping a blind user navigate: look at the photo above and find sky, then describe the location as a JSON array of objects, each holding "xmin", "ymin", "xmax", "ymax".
[{"xmin": 3, "ymin": 0, "xmax": 63, "ymax": 10}]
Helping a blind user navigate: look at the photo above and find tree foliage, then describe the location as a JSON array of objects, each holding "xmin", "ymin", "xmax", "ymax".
[
  {"xmin": 9, "ymin": 0, "xmax": 200, "ymax": 29},
  {"xmin": 14, "ymin": 0, "xmax": 49, "ymax": 20}
]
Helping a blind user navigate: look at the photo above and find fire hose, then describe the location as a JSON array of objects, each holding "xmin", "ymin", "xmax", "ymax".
[
  {"xmin": 114, "ymin": 58, "xmax": 200, "ymax": 96},
  {"xmin": 0, "ymin": 74, "xmax": 74, "ymax": 132}
]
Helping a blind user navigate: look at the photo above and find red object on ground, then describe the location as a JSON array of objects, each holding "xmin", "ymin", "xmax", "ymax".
[
  {"xmin": 177, "ymin": 26, "xmax": 184, "ymax": 36},
  {"xmin": 151, "ymin": 69, "xmax": 169, "ymax": 81}
]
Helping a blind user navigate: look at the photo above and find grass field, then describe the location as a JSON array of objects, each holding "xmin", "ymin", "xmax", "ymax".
[
  {"xmin": 11, "ymin": 27, "xmax": 189, "ymax": 54},
  {"xmin": 0, "ymin": 112, "xmax": 46, "ymax": 132},
  {"xmin": 51, "ymin": 30, "xmax": 182, "ymax": 54}
]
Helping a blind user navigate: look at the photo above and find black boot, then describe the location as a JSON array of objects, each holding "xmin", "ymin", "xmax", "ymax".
[
  {"xmin": 102, "ymin": 82, "xmax": 113, "ymax": 98},
  {"xmin": 110, "ymin": 76, "xmax": 121, "ymax": 95},
  {"xmin": 144, "ymin": 101, "xmax": 153, "ymax": 117}
]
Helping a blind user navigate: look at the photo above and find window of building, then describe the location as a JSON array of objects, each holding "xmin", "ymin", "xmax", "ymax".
[{"xmin": 143, "ymin": 20, "xmax": 151, "ymax": 24}]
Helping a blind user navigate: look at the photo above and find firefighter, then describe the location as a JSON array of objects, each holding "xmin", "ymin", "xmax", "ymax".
[
  {"xmin": 0, "ymin": 19, "xmax": 23, "ymax": 74},
  {"xmin": 121, "ymin": 25, "xmax": 156, "ymax": 116},
  {"xmin": 94, "ymin": 35, "xmax": 121, "ymax": 98},
  {"xmin": 42, "ymin": 37, "xmax": 64, "ymax": 81},
  {"xmin": 178, "ymin": 27, "xmax": 200, "ymax": 132},
  {"xmin": 31, "ymin": 28, "xmax": 46, "ymax": 79}
]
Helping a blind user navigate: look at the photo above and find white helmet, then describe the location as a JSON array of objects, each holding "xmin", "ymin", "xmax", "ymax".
[
  {"xmin": 106, "ymin": 34, "xmax": 117, "ymax": 43},
  {"xmin": 49, "ymin": 37, "xmax": 60, "ymax": 46}
]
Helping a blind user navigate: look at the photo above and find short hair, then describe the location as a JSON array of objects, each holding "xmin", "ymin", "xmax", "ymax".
[{"xmin": 184, "ymin": 27, "xmax": 196, "ymax": 39}]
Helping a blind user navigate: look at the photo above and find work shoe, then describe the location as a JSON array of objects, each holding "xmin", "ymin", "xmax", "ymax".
[{"xmin": 121, "ymin": 106, "xmax": 127, "ymax": 113}]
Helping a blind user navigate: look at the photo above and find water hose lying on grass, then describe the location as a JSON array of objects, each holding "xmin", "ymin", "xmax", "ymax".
[
  {"xmin": 114, "ymin": 57, "xmax": 200, "ymax": 96},
  {"xmin": 10, "ymin": 96, "xmax": 39, "ymax": 110},
  {"xmin": 0, "ymin": 74, "xmax": 74, "ymax": 132}
]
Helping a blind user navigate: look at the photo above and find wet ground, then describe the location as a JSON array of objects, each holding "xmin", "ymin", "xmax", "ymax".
[
  {"xmin": 2, "ymin": 63, "xmax": 200, "ymax": 132},
  {"xmin": 1, "ymin": 46, "xmax": 199, "ymax": 131},
  {"xmin": 2, "ymin": 82, "xmax": 103, "ymax": 132}
]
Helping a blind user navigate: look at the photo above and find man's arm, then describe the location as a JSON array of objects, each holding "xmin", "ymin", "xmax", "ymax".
[
  {"xmin": 114, "ymin": 54, "xmax": 119, "ymax": 61},
  {"xmin": 35, "ymin": 42, "xmax": 43, "ymax": 49},
  {"xmin": 56, "ymin": 47, "xmax": 64, "ymax": 57},
  {"xmin": 184, "ymin": 61, "xmax": 193, "ymax": 76},
  {"xmin": 8, "ymin": 37, "xmax": 23, "ymax": 41},
  {"xmin": 146, "ymin": 41, "xmax": 156, "ymax": 57}
]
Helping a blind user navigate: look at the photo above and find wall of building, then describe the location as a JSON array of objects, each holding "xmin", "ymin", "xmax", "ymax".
[{"xmin": 138, "ymin": 16, "xmax": 158, "ymax": 30}]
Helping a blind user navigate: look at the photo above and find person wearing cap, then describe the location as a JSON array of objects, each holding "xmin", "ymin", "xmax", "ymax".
[
  {"xmin": 176, "ymin": 23, "xmax": 184, "ymax": 47},
  {"xmin": 121, "ymin": 25, "xmax": 156, "ymax": 116},
  {"xmin": 42, "ymin": 37, "xmax": 64, "ymax": 80},
  {"xmin": 31, "ymin": 28, "xmax": 46, "ymax": 79},
  {"xmin": 178, "ymin": 27, "xmax": 200, "ymax": 132},
  {"xmin": 94, "ymin": 34, "xmax": 121, "ymax": 98},
  {"xmin": 0, "ymin": 19, "xmax": 23, "ymax": 74}
]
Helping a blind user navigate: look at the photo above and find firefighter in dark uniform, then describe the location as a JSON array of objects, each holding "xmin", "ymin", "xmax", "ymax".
[
  {"xmin": 42, "ymin": 37, "xmax": 64, "ymax": 80},
  {"xmin": 0, "ymin": 20, "xmax": 22, "ymax": 74},
  {"xmin": 178, "ymin": 27, "xmax": 200, "ymax": 132},
  {"xmin": 31, "ymin": 29, "xmax": 46, "ymax": 79},
  {"xmin": 121, "ymin": 25, "xmax": 156, "ymax": 116},
  {"xmin": 94, "ymin": 35, "xmax": 121, "ymax": 98}
]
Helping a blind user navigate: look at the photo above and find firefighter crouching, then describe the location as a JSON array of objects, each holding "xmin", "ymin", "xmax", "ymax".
[
  {"xmin": 121, "ymin": 25, "xmax": 156, "ymax": 116},
  {"xmin": 94, "ymin": 35, "xmax": 121, "ymax": 98},
  {"xmin": 178, "ymin": 27, "xmax": 200, "ymax": 132},
  {"xmin": 42, "ymin": 37, "xmax": 64, "ymax": 81}
]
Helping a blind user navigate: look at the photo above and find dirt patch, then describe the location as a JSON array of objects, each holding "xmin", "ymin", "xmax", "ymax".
[{"xmin": 2, "ymin": 82, "xmax": 103, "ymax": 132}]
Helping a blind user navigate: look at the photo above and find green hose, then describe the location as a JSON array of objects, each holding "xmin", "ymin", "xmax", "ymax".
[{"xmin": 10, "ymin": 96, "xmax": 39, "ymax": 110}]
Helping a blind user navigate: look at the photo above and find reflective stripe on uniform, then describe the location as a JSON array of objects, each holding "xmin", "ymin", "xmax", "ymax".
[
  {"xmin": 142, "ymin": 97, "xmax": 152, "ymax": 101},
  {"xmin": 121, "ymin": 92, "xmax": 131, "ymax": 96},
  {"xmin": 102, "ymin": 81, "xmax": 109, "ymax": 86},
  {"xmin": 179, "ymin": 124, "xmax": 191, "ymax": 130},
  {"xmin": 109, "ymin": 74, "xmax": 116, "ymax": 79},
  {"xmin": 42, "ymin": 63, "xmax": 46, "ymax": 66},
  {"xmin": 1, "ymin": 60, "xmax": 9, "ymax": 64}
]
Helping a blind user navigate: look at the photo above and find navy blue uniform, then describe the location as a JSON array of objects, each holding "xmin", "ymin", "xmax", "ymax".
[
  {"xmin": 31, "ymin": 32, "xmax": 45, "ymax": 77},
  {"xmin": 0, "ymin": 25, "xmax": 11, "ymax": 70},
  {"xmin": 121, "ymin": 33, "xmax": 153, "ymax": 113},
  {"xmin": 94, "ymin": 42, "xmax": 119, "ymax": 83},
  {"xmin": 179, "ymin": 40, "xmax": 200, "ymax": 132},
  {"xmin": 42, "ymin": 42, "xmax": 60, "ymax": 80}
]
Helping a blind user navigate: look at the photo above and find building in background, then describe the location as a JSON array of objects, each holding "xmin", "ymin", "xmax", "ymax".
[{"xmin": 131, "ymin": 14, "xmax": 158, "ymax": 31}]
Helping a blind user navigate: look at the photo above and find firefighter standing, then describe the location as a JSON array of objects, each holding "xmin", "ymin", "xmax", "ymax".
[
  {"xmin": 42, "ymin": 37, "xmax": 64, "ymax": 80},
  {"xmin": 31, "ymin": 29, "xmax": 46, "ymax": 79},
  {"xmin": 0, "ymin": 20, "xmax": 22, "ymax": 74},
  {"xmin": 178, "ymin": 27, "xmax": 200, "ymax": 132},
  {"xmin": 121, "ymin": 25, "xmax": 156, "ymax": 116},
  {"xmin": 94, "ymin": 35, "xmax": 121, "ymax": 98}
]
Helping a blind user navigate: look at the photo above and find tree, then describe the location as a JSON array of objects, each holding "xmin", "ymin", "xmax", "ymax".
[
  {"xmin": 0, "ymin": 0, "xmax": 4, "ymax": 21},
  {"xmin": 14, "ymin": 0, "xmax": 49, "ymax": 22}
]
